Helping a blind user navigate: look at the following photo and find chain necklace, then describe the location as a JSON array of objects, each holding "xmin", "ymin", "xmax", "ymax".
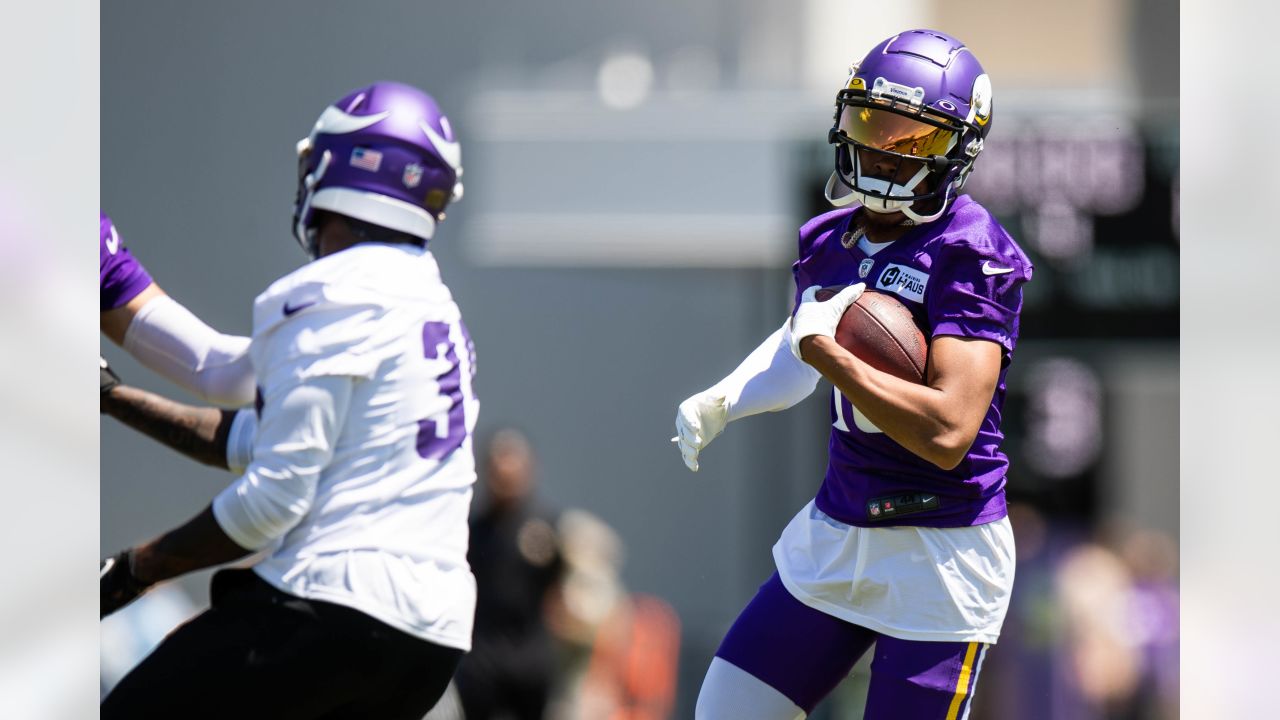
[{"xmin": 841, "ymin": 211, "xmax": 915, "ymax": 249}]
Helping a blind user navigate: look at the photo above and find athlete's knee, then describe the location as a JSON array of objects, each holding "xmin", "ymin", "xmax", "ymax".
[{"xmin": 696, "ymin": 657, "xmax": 805, "ymax": 720}]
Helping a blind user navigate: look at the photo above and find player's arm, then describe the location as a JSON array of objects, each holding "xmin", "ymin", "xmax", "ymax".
[
  {"xmin": 101, "ymin": 374, "xmax": 350, "ymax": 617},
  {"xmin": 101, "ymin": 505, "xmax": 249, "ymax": 618},
  {"xmin": 101, "ymin": 283, "xmax": 256, "ymax": 408},
  {"xmin": 673, "ymin": 321, "xmax": 821, "ymax": 471},
  {"xmin": 790, "ymin": 237, "xmax": 1022, "ymax": 470},
  {"xmin": 101, "ymin": 375, "xmax": 256, "ymax": 471},
  {"xmin": 100, "ymin": 282, "xmax": 165, "ymax": 345},
  {"xmin": 799, "ymin": 333, "xmax": 1001, "ymax": 470}
]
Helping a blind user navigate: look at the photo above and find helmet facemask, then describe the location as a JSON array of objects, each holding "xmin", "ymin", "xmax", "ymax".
[
  {"xmin": 825, "ymin": 85, "xmax": 981, "ymax": 223},
  {"xmin": 292, "ymin": 138, "xmax": 332, "ymax": 259}
]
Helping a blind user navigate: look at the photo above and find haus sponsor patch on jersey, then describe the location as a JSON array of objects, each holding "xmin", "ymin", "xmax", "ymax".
[{"xmin": 875, "ymin": 263, "xmax": 929, "ymax": 303}]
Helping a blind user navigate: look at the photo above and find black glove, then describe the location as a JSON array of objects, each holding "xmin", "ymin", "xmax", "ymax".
[
  {"xmin": 100, "ymin": 356, "xmax": 122, "ymax": 396},
  {"xmin": 100, "ymin": 550, "xmax": 148, "ymax": 619}
]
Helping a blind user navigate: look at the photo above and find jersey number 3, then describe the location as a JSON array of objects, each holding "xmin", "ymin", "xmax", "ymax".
[{"xmin": 417, "ymin": 320, "xmax": 476, "ymax": 461}]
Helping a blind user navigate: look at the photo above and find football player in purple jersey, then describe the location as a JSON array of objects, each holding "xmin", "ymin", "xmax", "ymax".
[
  {"xmin": 674, "ymin": 30, "xmax": 1032, "ymax": 719},
  {"xmin": 100, "ymin": 211, "xmax": 255, "ymax": 407}
]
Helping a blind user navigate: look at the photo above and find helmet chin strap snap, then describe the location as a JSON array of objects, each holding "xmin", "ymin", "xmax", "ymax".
[{"xmin": 928, "ymin": 154, "xmax": 958, "ymax": 172}]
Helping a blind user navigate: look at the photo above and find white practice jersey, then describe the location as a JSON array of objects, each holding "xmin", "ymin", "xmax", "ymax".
[
  {"xmin": 774, "ymin": 501, "xmax": 1015, "ymax": 644},
  {"xmin": 212, "ymin": 242, "xmax": 478, "ymax": 651}
]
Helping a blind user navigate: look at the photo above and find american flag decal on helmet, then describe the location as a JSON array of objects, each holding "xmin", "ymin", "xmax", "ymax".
[{"xmin": 349, "ymin": 147, "xmax": 383, "ymax": 172}]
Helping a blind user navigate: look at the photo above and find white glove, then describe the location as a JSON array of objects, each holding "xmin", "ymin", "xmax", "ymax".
[
  {"xmin": 671, "ymin": 390, "xmax": 729, "ymax": 472},
  {"xmin": 789, "ymin": 284, "xmax": 865, "ymax": 361}
]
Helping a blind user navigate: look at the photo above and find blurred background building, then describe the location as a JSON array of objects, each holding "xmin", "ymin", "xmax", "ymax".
[{"xmin": 102, "ymin": 1, "xmax": 1177, "ymax": 717}]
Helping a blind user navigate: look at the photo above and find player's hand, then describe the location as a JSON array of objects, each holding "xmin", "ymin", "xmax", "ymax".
[
  {"xmin": 100, "ymin": 550, "xmax": 149, "ymax": 619},
  {"xmin": 101, "ymin": 356, "xmax": 122, "ymax": 396},
  {"xmin": 671, "ymin": 390, "xmax": 729, "ymax": 472},
  {"xmin": 789, "ymin": 284, "xmax": 865, "ymax": 361}
]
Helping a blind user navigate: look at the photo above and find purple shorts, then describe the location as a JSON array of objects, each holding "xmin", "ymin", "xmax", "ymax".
[{"xmin": 716, "ymin": 573, "xmax": 987, "ymax": 718}]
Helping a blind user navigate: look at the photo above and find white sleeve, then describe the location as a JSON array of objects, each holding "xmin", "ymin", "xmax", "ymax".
[
  {"xmin": 122, "ymin": 294, "xmax": 256, "ymax": 407},
  {"xmin": 225, "ymin": 408, "xmax": 257, "ymax": 475},
  {"xmin": 708, "ymin": 321, "xmax": 821, "ymax": 422},
  {"xmin": 211, "ymin": 375, "xmax": 351, "ymax": 550}
]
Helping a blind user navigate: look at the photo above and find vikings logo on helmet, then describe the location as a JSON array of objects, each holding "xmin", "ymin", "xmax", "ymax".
[
  {"xmin": 825, "ymin": 29, "xmax": 993, "ymax": 224},
  {"xmin": 292, "ymin": 81, "xmax": 464, "ymax": 259}
]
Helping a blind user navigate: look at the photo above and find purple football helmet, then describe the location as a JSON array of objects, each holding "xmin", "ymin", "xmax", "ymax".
[
  {"xmin": 825, "ymin": 29, "xmax": 992, "ymax": 223},
  {"xmin": 292, "ymin": 81, "xmax": 463, "ymax": 257}
]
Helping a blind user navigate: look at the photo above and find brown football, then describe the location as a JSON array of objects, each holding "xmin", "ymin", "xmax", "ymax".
[{"xmin": 815, "ymin": 287, "xmax": 928, "ymax": 383}]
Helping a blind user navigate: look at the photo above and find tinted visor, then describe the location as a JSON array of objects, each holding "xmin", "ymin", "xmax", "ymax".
[{"xmin": 837, "ymin": 105, "xmax": 957, "ymax": 158}]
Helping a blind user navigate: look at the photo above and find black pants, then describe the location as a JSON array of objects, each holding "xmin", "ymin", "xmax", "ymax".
[
  {"xmin": 103, "ymin": 569, "xmax": 463, "ymax": 720},
  {"xmin": 454, "ymin": 634, "xmax": 554, "ymax": 720}
]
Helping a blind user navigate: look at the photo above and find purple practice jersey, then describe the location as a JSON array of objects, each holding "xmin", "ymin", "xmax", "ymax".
[
  {"xmin": 794, "ymin": 195, "xmax": 1032, "ymax": 528},
  {"xmin": 100, "ymin": 212, "xmax": 154, "ymax": 311}
]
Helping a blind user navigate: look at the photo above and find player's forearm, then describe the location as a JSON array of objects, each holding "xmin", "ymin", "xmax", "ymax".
[
  {"xmin": 102, "ymin": 385, "xmax": 236, "ymax": 469},
  {"xmin": 712, "ymin": 322, "xmax": 820, "ymax": 421},
  {"xmin": 801, "ymin": 336, "xmax": 974, "ymax": 469},
  {"xmin": 130, "ymin": 505, "xmax": 252, "ymax": 586},
  {"xmin": 121, "ymin": 294, "xmax": 256, "ymax": 407}
]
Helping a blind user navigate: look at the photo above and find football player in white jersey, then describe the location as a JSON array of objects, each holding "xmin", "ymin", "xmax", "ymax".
[{"xmin": 100, "ymin": 81, "xmax": 477, "ymax": 719}]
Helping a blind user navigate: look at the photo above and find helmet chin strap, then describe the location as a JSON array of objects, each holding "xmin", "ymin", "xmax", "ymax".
[
  {"xmin": 824, "ymin": 172, "xmax": 858, "ymax": 207},
  {"xmin": 824, "ymin": 164, "xmax": 957, "ymax": 224},
  {"xmin": 900, "ymin": 185, "xmax": 953, "ymax": 223},
  {"xmin": 849, "ymin": 165, "xmax": 930, "ymax": 212}
]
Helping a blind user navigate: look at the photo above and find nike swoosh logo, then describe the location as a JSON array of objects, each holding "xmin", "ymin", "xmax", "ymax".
[
  {"xmin": 283, "ymin": 300, "xmax": 317, "ymax": 316},
  {"xmin": 982, "ymin": 261, "xmax": 1014, "ymax": 276},
  {"xmin": 420, "ymin": 119, "xmax": 462, "ymax": 170}
]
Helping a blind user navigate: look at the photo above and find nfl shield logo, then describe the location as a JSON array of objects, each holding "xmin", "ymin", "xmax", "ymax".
[
  {"xmin": 402, "ymin": 163, "xmax": 424, "ymax": 188},
  {"xmin": 858, "ymin": 259, "xmax": 875, "ymax": 278}
]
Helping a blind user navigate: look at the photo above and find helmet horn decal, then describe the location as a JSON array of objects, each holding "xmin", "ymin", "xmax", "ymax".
[
  {"xmin": 968, "ymin": 73, "xmax": 993, "ymax": 126},
  {"xmin": 310, "ymin": 106, "xmax": 391, "ymax": 139},
  {"xmin": 420, "ymin": 119, "xmax": 462, "ymax": 171}
]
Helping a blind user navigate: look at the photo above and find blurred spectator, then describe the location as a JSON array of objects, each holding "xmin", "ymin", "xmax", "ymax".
[
  {"xmin": 968, "ymin": 506, "xmax": 1179, "ymax": 720},
  {"xmin": 545, "ymin": 508, "xmax": 627, "ymax": 718},
  {"xmin": 546, "ymin": 510, "xmax": 680, "ymax": 720},
  {"xmin": 455, "ymin": 429, "xmax": 565, "ymax": 720},
  {"xmin": 1056, "ymin": 540, "xmax": 1143, "ymax": 715},
  {"xmin": 1114, "ymin": 527, "xmax": 1180, "ymax": 719},
  {"xmin": 1056, "ymin": 525, "xmax": 1180, "ymax": 720},
  {"xmin": 579, "ymin": 594, "xmax": 680, "ymax": 720}
]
